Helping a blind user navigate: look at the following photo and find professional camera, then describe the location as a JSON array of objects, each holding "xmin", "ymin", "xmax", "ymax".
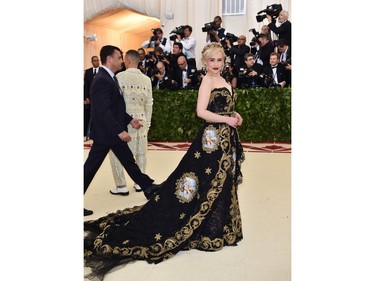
[
  {"xmin": 225, "ymin": 33, "xmax": 238, "ymax": 43},
  {"xmin": 259, "ymin": 73, "xmax": 281, "ymax": 88},
  {"xmin": 151, "ymin": 68, "xmax": 159, "ymax": 76},
  {"xmin": 197, "ymin": 68, "xmax": 207, "ymax": 76},
  {"xmin": 238, "ymin": 67, "xmax": 253, "ymax": 78},
  {"xmin": 169, "ymin": 25, "xmax": 185, "ymax": 41},
  {"xmin": 202, "ymin": 21, "xmax": 217, "ymax": 32},
  {"xmin": 249, "ymin": 28, "xmax": 259, "ymax": 37},
  {"xmin": 281, "ymin": 58, "xmax": 291, "ymax": 66},
  {"xmin": 150, "ymin": 28, "xmax": 159, "ymax": 41},
  {"xmin": 256, "ymin": 4, "xmax": 282, "ymax": 22}
]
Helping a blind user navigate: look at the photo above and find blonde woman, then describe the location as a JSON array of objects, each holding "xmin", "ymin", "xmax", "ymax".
[{"xmin": 84, "ymin": 42, "xmax": 245, "ymax": 280}]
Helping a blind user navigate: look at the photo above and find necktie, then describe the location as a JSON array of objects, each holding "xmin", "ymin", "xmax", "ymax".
[
  {"xmin": 113, "ymin": 76, "xmax": 122, "ymax": 95},
  {"xmin": 93, "ymin": 68, "xmax": 97, "ymax": 76}
]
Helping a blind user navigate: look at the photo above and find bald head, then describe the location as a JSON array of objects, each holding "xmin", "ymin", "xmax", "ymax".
[{"xmin": 177, "ymin": 56, "xmax": 187, "ymax": 70}]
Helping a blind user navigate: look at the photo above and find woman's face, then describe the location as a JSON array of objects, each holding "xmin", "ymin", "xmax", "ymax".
[{"xmin": 205, "ymin": 51, "xmax": 225, "ymax": 75}]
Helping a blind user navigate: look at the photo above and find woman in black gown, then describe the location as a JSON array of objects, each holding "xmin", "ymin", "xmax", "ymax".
[{"xmin": 84, "ymin": 42, "xmax": 245, "ymax": 280}]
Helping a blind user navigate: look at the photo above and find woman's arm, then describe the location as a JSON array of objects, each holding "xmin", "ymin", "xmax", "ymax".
[{"xmin": 196, "ymin": 77, "xmax": 239, "ymax": 128}]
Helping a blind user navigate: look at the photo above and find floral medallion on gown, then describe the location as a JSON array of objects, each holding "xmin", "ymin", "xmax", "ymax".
[{"xmin": 84, "ymin": 87, "xmax": 245, "ymax": 279}]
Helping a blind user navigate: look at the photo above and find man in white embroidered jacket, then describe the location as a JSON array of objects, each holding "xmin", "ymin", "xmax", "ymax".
[{"xmin": 109, "ymin": 49, "xmax": 154, "ymax": 195}]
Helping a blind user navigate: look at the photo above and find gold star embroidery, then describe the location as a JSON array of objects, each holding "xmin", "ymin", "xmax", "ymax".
[
  {"xmin": 179, "ymin": 213, "xmax": 186, "ymax": 220},
  {"xmin": 154, "ymin": 195, "xmax": 160, "ymax": 202},
  {"xmin": 154, "ymin": 233, "xmax": 162, "ymax": 241},
  {"xmin": 122, "ymin": 240, "xmax": 129, "ymax": 245},
  {"xmin": 194, "ymin": 151, "xmax": 201, "ymax": 159},
  {"xmin": 205, "ymin": 167, "xmax": 212, "ymax": 175}
]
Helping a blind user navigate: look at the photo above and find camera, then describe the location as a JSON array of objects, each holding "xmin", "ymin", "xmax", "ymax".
[
  {"xmin": 281, "ymin": 58, "xmax": 291, "ymax": 66},
  {"xmin": 169, "ymin": 25, "xmax": 185, "ymax": 41},
  {"xmin": 259, "ymin": 73, "xmax": 281, "ymax": 88},
  {"xmin": 225, "ymin": 33, "xmax": 238, "ymax": 43},
  {"xmin": 150, "ymin": 28, "xmax": 159, "ymax": 41},
  {"xmin": 238, "ymin": 67, "xmax": 253, "ymax": 78},
  {"xmin": 197, "ymin": 68, "xmax": 207, "ymax": 76},
  {"xmin": 256, "ymin": 4, "xmax": 282, "ymax": 22},
  {"xmin": 202, "ymin": 21, "xmax": 217, "ymax": 32},
  {"xmin": 151, "ymin": 68, "xmax": 159, "ymax": 76},
  {"xmin": 249, "ymin": 28, "xmax": 259, "ymax": 37}
]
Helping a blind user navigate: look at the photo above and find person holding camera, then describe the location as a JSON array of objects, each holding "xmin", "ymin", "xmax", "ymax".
[
  {"xmin": 151, "ymin": 61, "xmax": 176, "ymax": 90},
  {"xmin": 237, "ymin": 53, "xmax": 263, "ymax": 88},
  {"xmin": 142, "ymin": 28, "xmax": 171, "ymax": 53},
  {"xmin": 276, "ymin": 39, "xmax": 291, "ymax": 87},
  {"xmin": 261, "ymin": 52, "xmax": 288, "ymax": 88},
  {"xmin": 205, "ymin": 16, "xmax": 226, "ymax": 44},
  {"xmin": 163, "ymin": 42, "xmax": 186, "ymax": 74},
  {"xmin": 267, "ymin": 10, "xmax": 291, "ymax": 48},
  {"xmin": 176, "ymin": 25, "xmax": 197, "ymax": 68},
  {"xmin": 257, "ymin": 33, "xmax": 274, "ymax": 68},
  {"xmin": 172, "ymin": 55, "xmax": 199, "ymax": 89},
  {"xmin": 224, "ymin": 34, "xmax": 250, "ymax": 86}
]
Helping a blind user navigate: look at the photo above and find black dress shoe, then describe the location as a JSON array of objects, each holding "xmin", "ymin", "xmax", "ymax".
[
  {"xmin": 143, "ymin": 183, "xmax": 161, "ymax": 200},
  {"xmin": 84, "ymin": 208, "xmax": 93, "ymax": 216}
]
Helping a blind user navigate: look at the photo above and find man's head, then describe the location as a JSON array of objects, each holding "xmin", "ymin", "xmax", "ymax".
[
  {"xmin": 276, "ymin": 39, "xmax": 289, "ymax": 53},
  {"xmin": 124, "ymin": 49, "xmax": 140, "ymax": 69},
  {"xmin": 137, "ymin": 48, "xmax": 146, "ymax": 61},
  {"xmin": 154, "ymin": 28, "xmax": 164, "ymax": 40},
  {"xmin": 244, "ymin": 53, "xmax": 255, "ymax": 67},
  {"xmin": 183, "ymin": 25, "xmax": 192, "ymax": 38},
  {"xmin": 100, "ymin": 45, "xmax": 123, "ymax": 72},
  {"xmin": 91, "ymin": 56, "xmax": 100, "ymax": 68},
  {"xmin": 177, "ymin": 56, "xmax": 187, "ymax": 70},
  {"xmin": 257, "ymin": 34, "xmax": 269, "ymax": 46},
  {"xmin": 269, "ymin": 52, "xmax": 279, "ymax": 66},
  {"xmin": 173, "ymin": 42, "xmax": 183, "ymax": 54},
  {"xmin": 237, "ymin": 35, "xmax": 247, "ymax": 46},
  {"xmin": 278, "ymin": 10, "xmax": 289, "ymax": 23},
  {"xmin": 156, "ymin": 61, "xmax": 166, "ymax": 74},
  {"xmin": 214, "ymin": 16, "xmax": 222, "ymax": 28}
]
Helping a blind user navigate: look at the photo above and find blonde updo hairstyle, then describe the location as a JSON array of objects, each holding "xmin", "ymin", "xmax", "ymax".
[{"xmin": 201, "ymin": 42, "xmax": 225, "ymax": 64}]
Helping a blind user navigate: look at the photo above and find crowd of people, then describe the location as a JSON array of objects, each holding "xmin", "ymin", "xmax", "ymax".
[
  {"xmin": 132, "ymin": 11, "xmax": 291, "ymax": 90},
  {"xmin": 82, "ymin": 9, "xmax": 291, "ymax": 279}
]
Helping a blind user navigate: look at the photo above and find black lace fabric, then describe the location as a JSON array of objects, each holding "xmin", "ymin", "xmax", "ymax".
[{"xmin": 84, "ymin": 87, "xmax": 245, "ymax": 280}]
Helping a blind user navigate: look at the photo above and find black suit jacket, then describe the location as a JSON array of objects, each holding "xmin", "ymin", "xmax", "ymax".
[
  {"xmin": 89, "ymin": 67, "xmax": 133, "ymax": 145},
  {"xmin": 268, "ymin": 20, "xmax": 292, "ymax": 47},
  {"xmin": 84, "ymin": 67, "xmax": 96, "ymax": 100},
  {"xmin": 262, "ymin": 64, "xmax": 288, "ymax": 86},
  {"xmin": 173, "ymin": 65, "xmax": 199, "ymax": 89},
  {"xmin": 229, "ymin": 44, "xmax": 251, "ymax": 75}
]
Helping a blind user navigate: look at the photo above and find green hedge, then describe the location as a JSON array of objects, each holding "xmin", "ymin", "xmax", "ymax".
[{"xmin": 148, "ymin": 88, "xmax": 291, "ymax": 143}]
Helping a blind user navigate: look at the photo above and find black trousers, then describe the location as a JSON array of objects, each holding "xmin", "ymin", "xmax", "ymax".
[
  {"xmin": 84, "ymin": 105, "xmax": 91, "ymax": 137},
  {"xmin": 84, "ymin": 142, "xmax": 154, "ymax": 193}
]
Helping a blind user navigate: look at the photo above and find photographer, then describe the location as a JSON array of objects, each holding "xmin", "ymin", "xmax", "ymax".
[
  {"xmin": 172, "ymin": 55, "xmax": 199, "ymax": 89},
  {"xmin": 257, "ymin": 33, "xmax": 274, "ymax": 68},
  {"xmin": 224, "ymin": 34, "xmax": 250, "ymax": 84},
  {"xmin": 267, "ymin": 10, "xmax": 291, "ymax": 48},
  {"xmin": 164, "ymin": 42, "xmax": 186, "ymax": 74},
  {"xmin": 205, "ymin": 16, "xmax": 226, "ymax": 44},
  {"xmin": 276, "ymin": 39, "xmax": 291, "ymax": 87},
  {"xmin": 176, "ymin": 25, "xmax": 197, "ymax": 68},
  {"xmin": 151, "ymin": 61, "xmax": 176, "ymax": 90},
  {"xmin": 237, "ymin": 53, "xmax": 263, "ymax": 88},
  {"xmin": 142, "ymin": 28, "xmax": 171, "ymax": 53},
  {"xmin": 261, "ymin": 52, "xmax": 288, "ymax": 88}
]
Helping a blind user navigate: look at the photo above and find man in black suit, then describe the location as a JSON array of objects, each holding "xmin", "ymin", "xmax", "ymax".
[
  {"xmin": 224, "ymin": 35, "xmax": 250, "ymax": 83},
  {"xmin": 172, "ymin": 55, "xmax": 199, "ymax": 89},
  {"xmin": 261, "ymin": 52, "xmax": 288, "ymax": 88},
  {"xmin": 83, "ymin": 56, "xmax": 100, "ymax": 139},
  {"xmin": 267, "ymin": 10, "xmax": 292, "ymax": 48},
  {"xmin": 84, "ymin": 45, "xmax": 160, "ymax": 216}
]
